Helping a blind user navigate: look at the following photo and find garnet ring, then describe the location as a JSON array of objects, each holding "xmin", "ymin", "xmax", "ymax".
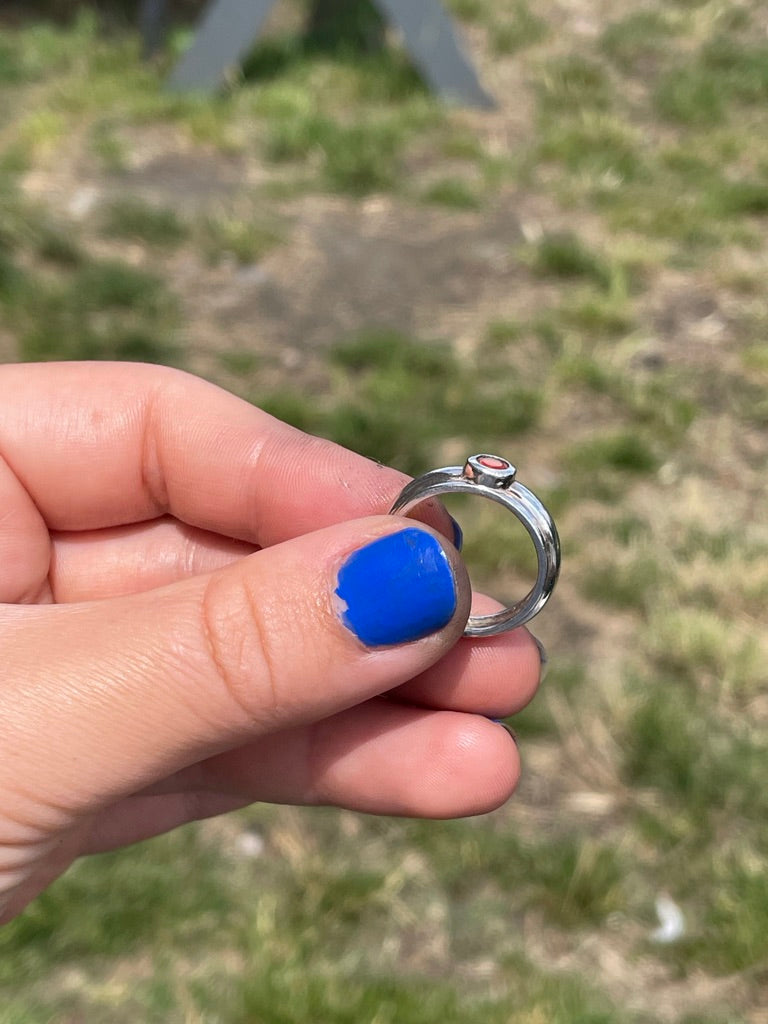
[{"xmin": 389, "ymin": 455, "xmax": 561, "ymax": 638}]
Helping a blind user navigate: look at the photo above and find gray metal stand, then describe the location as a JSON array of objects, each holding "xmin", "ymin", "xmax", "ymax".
[
  {"xmin": 376, "ymin": 0, "xmax": 494, "ymax": 108},
  {"xmin": 139, "ymin": 0, "xmax": 169, "ymax": 58},
  {"xmin": 168, "ymin": 0, "xmax": 277, "ymax": 88},
  {"xmin": 166, "ymin": 0, "xmax": 494, "ymax": 108}
]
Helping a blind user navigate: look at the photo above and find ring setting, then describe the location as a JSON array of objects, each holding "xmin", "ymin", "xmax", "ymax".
[{"xmin": 389, "ymin": 455, "xmax": 561, "ymax": 638}]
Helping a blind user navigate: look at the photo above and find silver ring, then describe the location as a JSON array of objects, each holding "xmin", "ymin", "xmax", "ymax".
[{"xmin": 389, "ymin": 454, "xmax": 561, "ymax": 638}]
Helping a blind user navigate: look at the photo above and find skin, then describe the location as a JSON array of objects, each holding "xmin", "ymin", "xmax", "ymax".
[{"xmin": 0, "ymin": 362, "xmax": 543, "ymax": 924}]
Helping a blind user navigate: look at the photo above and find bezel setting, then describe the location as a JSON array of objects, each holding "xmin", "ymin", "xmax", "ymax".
[{"xmin": 463, "ymin": 454, "xmax": 517, "ymax": 488}]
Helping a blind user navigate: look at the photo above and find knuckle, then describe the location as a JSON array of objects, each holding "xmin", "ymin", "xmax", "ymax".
[{"xmin": 199, "ymin": 567, "xmax": 282, "ymax": 729}]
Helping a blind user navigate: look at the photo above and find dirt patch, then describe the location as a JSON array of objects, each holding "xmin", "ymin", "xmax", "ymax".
[{"xmin": 192, "ymin": 194, "xmax": 527, "ymax": 347}]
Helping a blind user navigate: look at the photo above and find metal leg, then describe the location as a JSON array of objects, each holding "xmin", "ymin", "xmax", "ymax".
[
  {"xmin": 168, "ymin": 0, "xmax": 279, "ymax": 90},
  {"xmin": 139, "ymin": 0, "xmax": 169, "ymax": 58},
  {"xmin": 375, "ymin": 0, "xmax": 495, "ymax": 108},
  {"xmin": 167, "ymin": 0, "xmax": 494, "ymax": 108}
]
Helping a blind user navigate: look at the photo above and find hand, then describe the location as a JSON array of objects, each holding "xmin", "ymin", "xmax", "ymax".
[{"xmin": 0, "ymin": 362, "xmax": 543, "ymax": 923}]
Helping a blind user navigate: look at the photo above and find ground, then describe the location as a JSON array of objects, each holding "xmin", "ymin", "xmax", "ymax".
[{"xmin": 1, "ymin": 1, "xmax": 768, "ymax": 1021}]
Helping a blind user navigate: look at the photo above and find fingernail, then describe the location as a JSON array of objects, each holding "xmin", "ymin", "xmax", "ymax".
[
  {"xmin": 490, "ymin": 718, "xmax": 519, "ymax": 745},
  {"xmin": 530, "ymin": 633, "xmax": 548, "ymax": 682},
  {"xmin": 336, "ymin": 528, "xmax": 457, "ymax": 647},
  {"xmin": 449, "ymin": 516, "xmax": 464, "ymax": 552}
]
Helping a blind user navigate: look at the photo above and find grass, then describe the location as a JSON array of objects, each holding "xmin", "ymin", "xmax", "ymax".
[
  {"xmin": 655, "ymin": 35, "xmax": 768, "ymax": 126},
  {"xmin": 10, "ymin": 256, "xmax": 179, "ymax": 363},
  {"xmin": 537, "ymin": 55, "xmax": 614, "ymax": 114},
  {"xmin": 1, "ymin": 0, "xmax": 768, "ymax": 1020},
  {"xmin": 647, "ymin": 606, "xmax": 762, "ymax": 698},
  {"xmin": 528, "ymin": 231, "xmax": 615, "ymax": 289},
  {"xmin": 0, "ymin": 185, "xmax": 180, "ymax": 362},
  {"xmin": 537, "ymin": 112, "xmax": 648, "ymax": 184},
  {"xmin": 579, "ymin": 552, "xmax": 661, "ymax": 611},
  {"xmin": 197, "ymin": 212, "xmax": 285, "ymax": 265},
  {"xmin": 654, "ymin": 67, "xmax": 725, "ymax": 125},
  {"xmin": 566, "ymin": 431, "xmax": 659, "ymax": 475},
  {"xmin": 99, "ymin": 197, "xmax": 189, "ymax": 246},
  {"xmin": 254, "ymin": 328, "xmax": 545, "ymax": 474},
  {"xmin": 0, "ymin": 828, "xmax": 234, "ymax": 979},
  {"xmin": 599, "ymin": 10, "xmax": 679, "ymax": 71},
  {"xmin": 421, "ymin": 176, "xmax": 482, "ymax": 209},
  {"xmin": 264, "ymin": 109, "xmax": 408, "ymax": 194},
  {"xmin": 490, "ymin": 8, "xmax": 548, "ymax": 57}
]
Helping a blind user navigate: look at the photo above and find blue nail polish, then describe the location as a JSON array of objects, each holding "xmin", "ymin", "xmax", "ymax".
[
  {"xmin": 336, "ymin": 528, "xmax": 457, "ymax": 647},
  {"xmin": 530, "ymin": 633, "xmax": 548, "ymax": 682},
  {"xmin": 489, "ymin": 718, "xmax": 519, "ymax": 744},
  {"xmin": 450, "ymin": 516, "xmax": 464, "ymax": 552}
]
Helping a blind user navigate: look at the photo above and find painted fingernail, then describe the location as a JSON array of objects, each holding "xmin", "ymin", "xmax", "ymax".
[
  {"xmin": 336, "ymin": 528, "xmax": 457, "ymax": 647},
  {"xmin": 449, "ymin": 516, "xmax": 464, "ymax": 552},
  {"xmin": 530, "ymin": 633, "xmax": 548, "ymax": 682},
  {"xmin": 490, "ymin": 718, "xmax": 519, "ymax": 745}
]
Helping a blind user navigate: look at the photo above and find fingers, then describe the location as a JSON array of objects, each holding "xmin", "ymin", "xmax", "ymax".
[
  {"xmin": 187, "ymin": 700, "xmax": 520, "ymax": 817},
  {"xmin": 48, "ymin": 527, "xmax": 542, "ymax": 715},
  {"xmin": 0, "ymin": 362, "xmax": 452, "ymax": 543},
  {"xmin": 49, "ymin": 528, "xmax": 544, "ymax": 719},
  {"xmin": 83, "ymin": 702, "xmax": 519, "ymax": 855},
  {"xmin": 393, "ymin": 595, "xmax": 544, "ymax": 717},
  {"xmin": 0, "ymin": 519, "xmax": 470, "ymax": 832},
  {"xmin": 0, "ymin": 454, "xmax": 50, "ymax": 604},
  {"xmin": 84, "ymin": 792, "xmax": 251, "ymax": 855},
  {"xmin": 49, "ymin": 518, "xmax": 256, "ymax": 602}
]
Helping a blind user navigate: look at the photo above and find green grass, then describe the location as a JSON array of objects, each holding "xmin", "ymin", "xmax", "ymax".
[
  {"xmin": 489, "ymin": 1, "xmax": 548, "ymax": 55},
  {"xmin": 0, "ymin": 811, "xmax": 637, "ymax": 1023},
  {"xmin": 654, "ymin": 67, "xmax": 726, "ymax": 125},
  {"xmin": 622, "ymin": 681, "xmax": 768, "ymax": 977},
  {"xmin": 197, "ymin": 212, "xmax": 285, "ymax": 265},
  {"xmin": 623, "ymin": 686, "xmax": 762, "ymax": 814},
  {"xmin": 537, "ymin": 112, "xmax": 648, "ymax": 183},
  {"xmin": 265, "ymin": 110, "xmax": 407, "ymax": 194},
  {"xmin": 537, "ymin": 55, "xmax": 614, "ymax": 114},
  {"xmin": 90, "ymin": 118, "xmax": 129, "ymax": 171},
  {"xmin": 243, "ymin": 39, "xmax": 440, "ymax": 194},
  {"xmin": 99, "ymin": 197, "xmax": 189, "ymax": 246},
  {"xmin": 409, "ymin": 817, "xmax": 626, "ymax": 929},
  {"xmin": 0, "ymin": 826, "xmax": 235, "ymax": 982},
  {"xmin": 421, "ymin": 176, "xmax": 482, "ymax": 209},
  {"xmin": 579, "ymin": 552, "xmax": 661, "ymax": 611},
  {"xmin": 647, "ymin": 606, "xmax": 762, "ymax": 697},
  {"xmin": 254, "ymin": 328, "xmax": 544, "ymax": 474},
  {"xmin": 599, "ymin": 10, "xmax": 679, "ymax": 72},
  {"xmin": 566, "ymin": 431, "xmax": 659, "ymax": 475},
  {"xmin": 73, "ymin": 260, "xmax": 168, "ymax": 310},
  {"xmin": 511, "ymin": 658, "xmax": 587, "ymax": 738},
  {"xmin": 528, "ymin": 231, "xmax": 615, "ymax": 289},
  {"xmin": 556, "ymin": 291, "xmax": 634, "ymax": 336},
  {"xmin": 448, "ymin": 0, "xmax": 487, "ymax": 23},
  {"xmin": 0, "ymin": 180, "xmax": 83, "ymax": 267},
  {"xmin": 483, "ymin": 318, "xmax": 524, "ymax": 349},
  {"xmin": 217, "ymin": 350, "xmax": 261, "ymax": 376},
  {"xmin": 0, "ymin": 186, "xmax": 180, "ymax": 362},
  {"xmin": 654, "ymin": 37, "xmax": 768, "ymax": 124}
]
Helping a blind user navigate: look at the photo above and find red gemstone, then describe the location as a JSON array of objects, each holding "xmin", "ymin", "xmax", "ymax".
[{"xmin": 477, "ymin": 456, "xmax": 509, "ymax": 470}]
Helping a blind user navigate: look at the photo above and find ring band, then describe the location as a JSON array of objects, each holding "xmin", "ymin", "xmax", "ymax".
[{"xmin": 389, "ymin": 454, "xmax": 561, "ymax": 638}]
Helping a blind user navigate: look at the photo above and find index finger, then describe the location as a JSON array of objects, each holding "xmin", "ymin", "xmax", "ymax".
[{"xmin": 0, "ymin": 362, "xmax": 449, "ymax": 544}]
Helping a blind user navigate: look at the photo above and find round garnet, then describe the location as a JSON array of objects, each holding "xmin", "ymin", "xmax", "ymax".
[{"xmin": 477, "ymin": 456, "xmax": 509, "ymax": 471}]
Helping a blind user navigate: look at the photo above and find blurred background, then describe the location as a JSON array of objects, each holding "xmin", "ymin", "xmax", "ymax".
[{"xmin": 1, "ymin": 1, "xmax": 767, "ymax": 1021}]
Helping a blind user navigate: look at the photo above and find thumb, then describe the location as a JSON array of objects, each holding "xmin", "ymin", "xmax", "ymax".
[{"xmin": 0, "ymin": 519, "xmax": 469, "ymax": 828}]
